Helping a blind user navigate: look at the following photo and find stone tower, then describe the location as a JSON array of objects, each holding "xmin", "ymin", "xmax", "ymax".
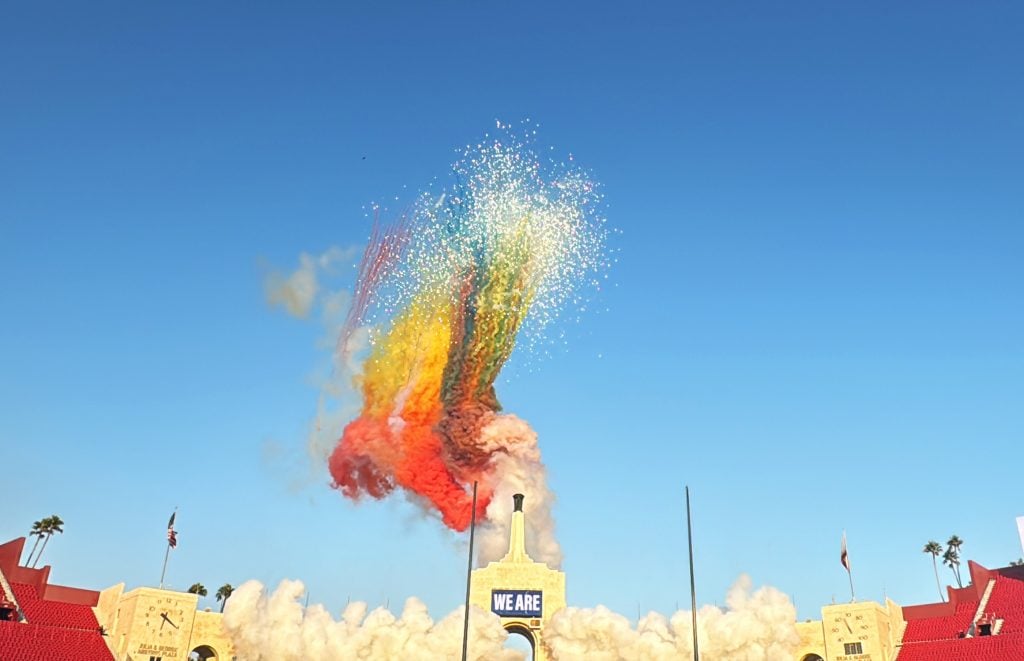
[{"xmin": 469, "ymin": 494, "xmax": 566, "ymax": 660}]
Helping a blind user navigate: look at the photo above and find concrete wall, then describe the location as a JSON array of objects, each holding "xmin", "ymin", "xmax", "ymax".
[
  {"xmin": 470, "ymin": 558, "xmax": 565, "ymax": 661},
  {"xmin": 795, "ymin": 619, "xmax": 826, "ymax": 660},
  {"xmin": 95, "ymin": 586, "xmax": 234, "ymax": 661},
  {"xmin": 797, "ymin": 599, "xmax": 904, "ymax": 661}
]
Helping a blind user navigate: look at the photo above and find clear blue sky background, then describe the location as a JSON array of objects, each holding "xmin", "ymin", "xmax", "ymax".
[{"xmin": 2, "ymin": 2, "xmax": 1022, "ymax": 624}]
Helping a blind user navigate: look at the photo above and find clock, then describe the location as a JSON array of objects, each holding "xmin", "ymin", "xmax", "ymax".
[
  {"xmin": 141, "ymin": 599, "xmax": 187, "ymax": 638},
  {"xmin": 160, "ymin": 611, "xmax": 180, "ymax": 631}
]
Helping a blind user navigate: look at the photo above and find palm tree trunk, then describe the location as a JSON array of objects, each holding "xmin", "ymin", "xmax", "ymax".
[
  {"xmin": 932, "ymin": 557, "xmax": 945, "ymax": 601},
  {"xmin": 31, "ymin": 535, "xmax": 50, "ymax": 568},
  {"xmin": 25, "ymin": 537, "xmax": 41, "ymax": 566}
]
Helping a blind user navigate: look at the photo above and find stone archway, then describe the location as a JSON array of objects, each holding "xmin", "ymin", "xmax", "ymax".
[
  {"xmin": 469, "ymin": 494, "xmax": 566, "ymax": 661},
  {"xmin": 189, "ymin": 644, "xmax": 218, "ymax": 660},
  {"xmin": 504, "ymin": 622, "xmax": 536, "ymax": 659}
]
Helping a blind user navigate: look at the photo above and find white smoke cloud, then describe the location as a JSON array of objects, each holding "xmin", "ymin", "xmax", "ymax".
[
  {"xmin": 476, "ymin": 414, "xmax": 562, "ymax": 568},
  {"xmin": 306, "ymin": 322, "xmax": 369, "ymax": 466},
  {"xmin": 225, "ymin": 577, "xmax": 799, "ymax": 661},
  {"xmin": 543, "ymin": 576, "xmax": 800, "ymax": 661},
  {"xmin": 223, "ymin": 579, "xmax": 524, "ymax": 661},
  {"xmin": 262, "ymin": 246, "xmax": 366, "ymax": 488},
  {"xmin": 265, "ymin": 246, "xmax": 357, "ymax": 318}
]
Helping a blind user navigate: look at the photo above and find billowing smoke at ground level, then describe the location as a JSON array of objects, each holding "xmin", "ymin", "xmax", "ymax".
[
  {"xmin": 224, "ymin": 576, "xmax": 798, "ymax": 660},
  {"xmin": 544, "ymin": 575, "xmax": 800, "ymax": 660},
  {"xmin": 223, "ymin": 580, "xmax": 522, "ymax": 661}
]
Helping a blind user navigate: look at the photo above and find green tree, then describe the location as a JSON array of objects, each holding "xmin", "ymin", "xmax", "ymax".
[
  {"xmin": 215, "ymin": 584, "xmax": 234, "ymax": 612},
  {"xmin": 187, "ymin": 583, "xmax": 208, "ymax": 597},
  {"xmin": 31, "ymin": 515, "xmax": 65, "ymax": 568},
  {"xmin": 923, "ymin": 541, "xmax": 946, "ymax": 601},
  {"xmin": 25, "ymin": 520, "xmax": 45, "ymax": 566},
  {"xmin": 943, "ymin": 547, "xmax": 963, "ymax": 588},
  {"xmin": 1010, "ymin": 558, "xmax": 1024, "ymax": 567}
]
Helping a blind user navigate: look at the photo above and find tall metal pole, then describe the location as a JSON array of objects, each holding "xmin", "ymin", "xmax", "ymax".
[
  {"xmin": 461, "ymin": 481, "xmax": 478, "ymax": 661},
  {"xmin": 686, "ymin": 486, "xmax": 699, "ymax": 661},
  {"xmin": 843, "ymin": 531, "xmax": 856, "ymax": 602},
  {"xmin": 159, "ymin": 543, "xmax": 171, "ymax": 589},
  {"xmin": 160, "ymin": 507, "xmax": 176, "ymax": 589}
]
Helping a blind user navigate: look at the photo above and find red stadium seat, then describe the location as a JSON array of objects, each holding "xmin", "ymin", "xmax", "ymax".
[
  {"xmin": 1, "ymin": 583, "xmax": 113, "ymax": 660},
  {"xmin": 897, "ymin": 573, "xmax": 1024, "ymax": 660}
]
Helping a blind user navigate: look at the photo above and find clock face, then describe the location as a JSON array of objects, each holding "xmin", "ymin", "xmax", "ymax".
[{"xmin": 143, "ymin": 600, "xmax": 187, "ymax": 638}]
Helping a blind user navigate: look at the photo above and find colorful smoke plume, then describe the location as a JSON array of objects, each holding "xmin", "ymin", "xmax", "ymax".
[{"xmin": 327, "ymin": 123, "xmax": 608, "ymax": 566}]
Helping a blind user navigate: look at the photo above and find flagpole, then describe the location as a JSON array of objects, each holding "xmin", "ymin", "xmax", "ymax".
[
  {"xmin": 842, "ymin": 530, "xmax": 856, "ymax": 602},
  {"xmin": 460, "ymin": 481, "xmax": 478, "ymax": 661},
  {"xmin": 686, "ymin": 486, "xmax": 699, "ymax": 661},
  {"xmin": 159, "ymin": 543, "xmax": 171, "ymax": 589},
  {"xmin": 160, "ymin": 507, "xmax": 177, "ymax": 589}
]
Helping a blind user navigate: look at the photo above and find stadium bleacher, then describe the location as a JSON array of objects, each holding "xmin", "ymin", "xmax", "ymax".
[
  {"xmin": 896, "ymin": 563, "xmax": 1024, "ymax": 661},
  {"xmin": 0, "ymin": 537, "xmax": 113, "ymax": 661}
]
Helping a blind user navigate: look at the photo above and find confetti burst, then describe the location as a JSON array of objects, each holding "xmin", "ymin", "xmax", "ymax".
[{"xmin": 330, "ymin": 121, "xmax": 610, "ymax": 540}]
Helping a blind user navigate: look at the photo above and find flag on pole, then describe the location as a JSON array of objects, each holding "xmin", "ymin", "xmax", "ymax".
[
  {"xmin": 167, "ymin": 511, "xmax": 178, "ymax": 549},
  {"xmin": 840, "ymin": 531, "xmax": 850, "ymax": 572}
]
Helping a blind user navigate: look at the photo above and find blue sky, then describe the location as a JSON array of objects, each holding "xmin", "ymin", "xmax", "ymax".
[{"xmin": 2, "ymin": 1, "xmax": 1022, "ymax": 624}]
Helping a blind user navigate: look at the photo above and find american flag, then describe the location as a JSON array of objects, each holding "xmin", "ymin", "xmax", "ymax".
[{"xmin": 167, "ymin": 511, "xmax": 178, "ymax": 549}]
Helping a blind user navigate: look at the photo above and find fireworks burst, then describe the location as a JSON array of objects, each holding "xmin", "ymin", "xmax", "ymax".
[{"xmin": 329, "ymin": 122, "xmax": 609, "ymax": 564}]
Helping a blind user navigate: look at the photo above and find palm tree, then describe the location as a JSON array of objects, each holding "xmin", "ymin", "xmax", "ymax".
[
  {"xmin": 947, "ymin": 535, "xmax": 965, "ymax": 587},
  {"xmin": 943, "ymin": 547, "xmax": 963, "ymax": 588},
  {"xmin": 923, "ymin": 541, "xmax": 946, "ymax": 601},
  {"xmin": 187, "ymin": 583, "xmax": 208, "ymax": 598},
  {"xmin": 215, "ymin": 584, "xmax": 234, "ymax": 612},
  {"xmin": 25, "ymin": 520, "xmax": 46, "ymax": 566},
  {"xmin": 31, "ymin": 515, "xmax": 64, "ymax": 568}
]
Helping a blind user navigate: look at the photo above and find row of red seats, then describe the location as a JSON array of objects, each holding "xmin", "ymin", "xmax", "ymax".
[
  {"xmin": 986, "ymin": 576, "xmax": 1024, "ymax": 635},
  {"xmin": 0, "ymin": 620, "xmax": 113, "ymax": 661},
  {"xmin": 9, "ymin": 582, "xmax": 102, "ymax": 631},
  {"xmin": 901, "ymin": 599, "xmax": 979, "ymax": 643},
  {"xmin": 897, "ymin": 632, "xmax": 1024, "ymax": 661}
]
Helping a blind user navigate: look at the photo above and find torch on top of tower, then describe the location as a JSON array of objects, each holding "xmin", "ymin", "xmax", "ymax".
[{"xmin": 504, "ymin": 493, "xmax": 532, "ymax": 564}]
